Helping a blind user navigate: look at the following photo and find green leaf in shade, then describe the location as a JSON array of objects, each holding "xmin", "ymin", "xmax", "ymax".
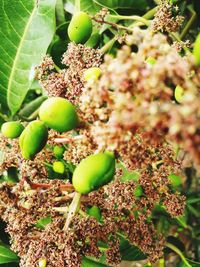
[
  {"xmin": 0, "ymin": 0, "xmax": 57, "ymax": 115},
  {"xmin": 168, "ymin": 173, "xmax": 182, "ymax": 187},
  {"xmin": 19, "ymin": 95, "xmax": 47, "ymax": 118},
  {"xmin": 95, "ymin": 0, "xmax": 148, "ymax": 10},
  {"xmin": 0, "ymin": 243, "xmax": 19, "ymax": 264},
  {"xmin": 119, "ymin": 236, "xmax": 147, "ymax": 261},
  {"xmin": 64, "ymin": 0, "xmax": 102, "ymax": 15},
  {"xmin": 81, "ymin": 257, "xmax": 107, "ymax": 267},
  {"xmin": 35, "ymin": 216, "xmax": 52, "ymax": 229}
]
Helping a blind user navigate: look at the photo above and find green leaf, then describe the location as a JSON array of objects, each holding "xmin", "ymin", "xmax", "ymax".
[
  {"xmin": 64, "ymin": 0, "xmax": 102, "ymax": 15},
  {"xmin": 35, "ymin": 216, "xmax": 52, "ymax": 229},
  {"xmin": 19, "ymin": 95, "xmax": 47, "ymax": 118},
  {"xmin": 119, "ymin": 236, "xmax": 146, "ymax": 261},
  {"xmin": 0, "ymin": 243, "xmax": 19, "ymax": 264},
  {"xmin": 95, "ymin": 0, "xmax": 148, "ymax": 10},
  {"xmin": 81, "ymin": 257, "xmax": 107, "ymax": 267},
  {"xmin": 0, "ymin": 0, "xmax": 57, "ymax": 115}
]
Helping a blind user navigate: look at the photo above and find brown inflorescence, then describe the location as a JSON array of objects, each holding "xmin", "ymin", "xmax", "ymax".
[{"xmin": 1, "ymin": 26, "xmax": 199, "ymax": 267}]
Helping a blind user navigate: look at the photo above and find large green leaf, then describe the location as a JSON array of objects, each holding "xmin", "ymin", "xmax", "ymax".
[
  {"xmin": 64, "ymin": 0, "xmax": 101, "ymax": 15},
  {"xmin": 0, "ymin": 243, "xmax": 19, "ymax": 264},
  {"xmin": 0, "ymin": 0, "xmax": 56, "ymax": 115},
  {"xmin": 95, "ymin": 0, "xmax": 148, "ymax": 10}
]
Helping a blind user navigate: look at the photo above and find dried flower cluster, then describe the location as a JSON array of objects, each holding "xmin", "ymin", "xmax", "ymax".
[
  {"xmin": 36, "ymin": 43, "xmax": 102, "ymax": 105},
  {"xmin": 152, "ymin": 1, "xmax": 184, "ymax": 33}
]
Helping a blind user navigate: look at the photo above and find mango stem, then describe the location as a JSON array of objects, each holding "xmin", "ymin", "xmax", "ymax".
[{"xmin": 63, "ymin": 192, "xmax": 82, "ymax": 231}]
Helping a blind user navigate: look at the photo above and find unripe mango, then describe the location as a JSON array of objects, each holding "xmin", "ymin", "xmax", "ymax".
[
  {"xmin": 174, "ymin": 85, "xmax": 184, "ymax": 103},
  {"xmin": 72, "ymin": 151, "xmax": 115, "ymax": 194},
  {"xmin": 84, "ymin": 67, "xmax": 101, "ymax": 82},
  {"xmin": 39, "ymin": 97, "xmax": 79, "ymax": 133},
  {"xmin": 19, "ymin": 121, "xmax": 48, "ymax": 160},
  {"xmin": 134, "ymin": 185, "xmax": 143, "ymax": 197},
  {"xmin": 193, "ymin": 33, "xmax": 200, "ymax": 66},
  {"xmin": 87, "ymin": 205, "xmax": 101, "ymax": 221},
  {"xmin": 53, "ymin": 161, "xmax": 65, "ymax": 174},
  {"xmin": 68, "ymin": 12, "xmax": 92, "ymax": 44},
  {"xmin": 53, "ymin": 145, "xmax": 65, "ymax": 159},
  {"xmin": 1, "ymin": 121, "xmax": 24, "ymax": 139}
]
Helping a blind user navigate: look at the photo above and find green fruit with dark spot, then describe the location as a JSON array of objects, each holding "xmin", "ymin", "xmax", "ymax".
[
  {"xmin": 1, "ymin": 121, "xmax": 24, "ymax": 139},
  {"xmin": 193, "ymin": 33, "xmax": 200, "ymax": 66},
  {"xmin": 72, "ymin": 152, "xmax": 115, "ymax": 194},
  {"xmin": 39, "ymin": 97, "xmax": 79, "ymax": 132},
  {"xmin": 134, "ymin": 185, "xmax": 143, "ymax": 197},
  {"xmin": 87, "ymin": 206, "xmax": 101, "ymax": 221},
  {"xmin": 68, "ymin": 12, "xmax": 92, "ymax": 44},
  {"xmin": 19, "ymin": 121, "xmax": 48, "ymax": 160}
]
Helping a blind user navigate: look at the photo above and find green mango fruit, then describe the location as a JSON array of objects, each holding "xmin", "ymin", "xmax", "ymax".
[
  {"xmin": 19, "ymin": 120, "xmax": 48, "ymax": 160},
  {"xmin": 53, "ymin": 161, "xmax": 65, "ymax": 174},
  {"xmin": 174, "ymin": 85, "xmax": 184, "ymax": 103},
  {"xmin": 38, "ymin": 258, "xmax": 47, "ymax": 267},
  {"xmin": 72, "ymin": 151, "xmax": 115, "ymax": 194},
  {"xmin": 87, "ymin": 205, "xmax": 101, "ymax": 221},
  {"xmin": 68, "ymin": 12, "xmax": 92, "ymax": 44},
  {"xmin": 168, "ymin": 173, "xmax": 182, "ymax": 188},
  {"xmin": 53, "ymin": 145, "xmax": 65, "ymax": 159},
  {"xmin": 193, "ymin": 33, "xmax": 200, "ymax": 66},
  {"xmin": 39, "ymin": 97, "xmax": 79, "ymax": 132},
  {"xmin": 84, "ymin": 67, "xmax": 101, "ymax": 82},
  {"xmin": 1, "ymin": 121, "xmax": 24, "ymax": 139},
  {"xmin": 134, "ymin": 185, "xmax": 143, "ymax": 197}
]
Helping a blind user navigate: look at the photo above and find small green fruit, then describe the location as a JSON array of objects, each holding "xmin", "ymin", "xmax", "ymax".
[
  {"xmin": 193, "ymin": 33, "xmax": 200, "ymax": 66},
  {"xmin": 134, "ymin": 185, "xmax": 143, "ymax": 197},
  {"xmin": 53, "ymin": 145, "xmax": 65, "ymax": 159},
  {"xmin": 145, "ymin": 56, "xmax": 156, "ymax": 65},
  {"xmin": 84, "ymin": 67, "xmax": 101, "ymax": 82},
  {"xmin": 19, "ymin": 121, "xmax": 48, "ymax": 160},
  {"xmin": 87, "ymin": 205, "xmax": 101, "ymax": 221},
  {"xmin": 174, "ymin": 85, "xmax": 184, "ymax": 103},
  {"xmin": 53, "ymin": 161, "xmax": 65, "ymax": 174},
  {"xmin": 1, "ymin": 121, "xmax": 24, "ymax": 139},
  {"xmin": 168, "ymin": 173, "xmax": 182, "ymax": 187},
  {"xmin": 68, "ymin": 12, "xmax": 92, "ymax": 44},
  {"xmin": 72, "ymin": 152, "xmax": 115, "ymax": 194},
  {"xmin": 39, "ymin": 97, "xmax": 79, "ymax": 132},
  {"xmin": 38, "ymin": 258, "xmax": 47, "ymax": 267}
]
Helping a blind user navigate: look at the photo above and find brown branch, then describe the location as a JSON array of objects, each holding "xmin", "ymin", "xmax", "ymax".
[{"xmin": 92, "ymin": 17, "xmax": 133, "ymax": 33}]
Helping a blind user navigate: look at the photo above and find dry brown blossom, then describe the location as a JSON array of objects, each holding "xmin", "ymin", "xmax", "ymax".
[
  {"xmin": 1, "ymin": 27, "xmax": 199, "ymax": 267},
  {"xmin": 152, "ymin": 1, "xmax": 184, "ymax": 33},
  {"xmin": 0, "ymin": 169, "xmax": 183, "ymax": 266},
  {"xmin": 36, "ymin": 43, "xmax": 102, "ymax": 105},
  {"xmin": 79, "ymin": 31, "xmax": 200, "ymax": 164}
]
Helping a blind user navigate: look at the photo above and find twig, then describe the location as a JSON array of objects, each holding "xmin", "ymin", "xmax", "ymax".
[
  {"xmin": 54, "ymin": 135, "xmax": 85, "ymax": 144},
  {"xmin": 92, "ymin": 17, "xmax": 133, "ymax": 33}
]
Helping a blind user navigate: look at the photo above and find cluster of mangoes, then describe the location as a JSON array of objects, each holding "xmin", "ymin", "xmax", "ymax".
[
  {"xmin": 1, "ymin": 96, "xmax": 116, "ymax": 195},
  {"xmin": 1, "ymin": 97, "xmax": 78, "ymax": 160},
  {"xmin": 1, "ymin": 3, "xmax": 104, "ymax": 193}
]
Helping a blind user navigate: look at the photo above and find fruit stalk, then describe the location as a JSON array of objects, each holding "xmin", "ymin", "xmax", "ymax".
[{"xmin": 63, "ymin": 191, "xmax": 82, "ymax": 231}]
